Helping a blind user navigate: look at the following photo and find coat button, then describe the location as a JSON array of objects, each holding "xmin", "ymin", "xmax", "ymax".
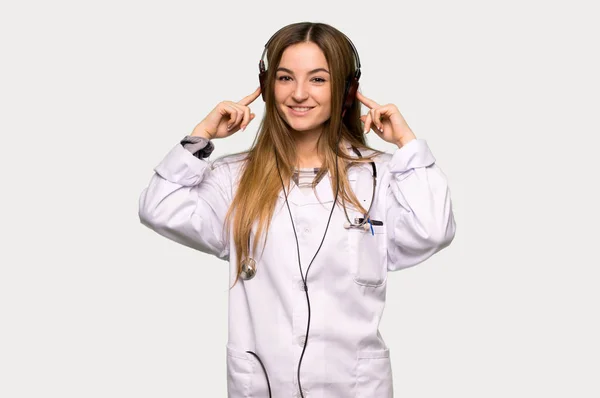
[{"xmin": 296, "ymin": 335, "xmax": 306, "ymax": 346}]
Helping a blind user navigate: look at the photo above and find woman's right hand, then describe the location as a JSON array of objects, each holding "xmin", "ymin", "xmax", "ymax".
[{"xmin": 191, "ymin": 87, "xmax": 262, "ymax": 140}]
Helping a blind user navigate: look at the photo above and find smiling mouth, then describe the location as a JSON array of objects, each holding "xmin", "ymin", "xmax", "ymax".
[{"xmin": 288, "ymin": 106, "xmax": 315, "ymax": 115}]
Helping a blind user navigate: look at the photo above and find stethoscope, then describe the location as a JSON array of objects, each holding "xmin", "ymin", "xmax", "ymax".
[
  {"xmin": 342, "ymin": 146, "xmax": 379, "ymax": 233},
  {"xmin": 239, "ymin": 147, "xmax": 378, "ymax": 281}
]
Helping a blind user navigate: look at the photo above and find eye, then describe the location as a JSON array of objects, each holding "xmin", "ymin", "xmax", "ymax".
[
  {"xmin": 277, "ymin": 75, "xmax": 292, "ymax": 81},
  {"xmin": 312, "ymin": 77, "xmax": 326, "ymax": 83}
]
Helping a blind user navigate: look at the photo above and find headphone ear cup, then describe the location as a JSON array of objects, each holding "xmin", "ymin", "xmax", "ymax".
[
  {"xmin": 259, "ymin": 71, "xmax": 267, "ymax": 101},
  {"xmin": 342, "ymin": 76, "xmax": 359, "ymax": 113}
]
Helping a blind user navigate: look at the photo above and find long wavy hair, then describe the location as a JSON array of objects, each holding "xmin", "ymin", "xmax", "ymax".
[{"xmin": 220, "ymin": 22, "xmax": 384, "ymax": 287}]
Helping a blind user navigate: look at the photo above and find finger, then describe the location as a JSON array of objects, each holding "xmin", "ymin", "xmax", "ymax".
[
  {"xmin": 369, "ymin": 109, "xmax": 378, "ymax": 133},
  {"xmin": 225, "ymin": 103, "xmax": 244, "ymax": 130},
  {"xmin": 223, "ymin": 104, "xmax": 241, "ymax": 130},
  {"xmin": 239, "ymin": 106, "xmax": 251, "ymax": 131},
  {"xmin": 370, "ymin": 109, "xmax": 383, "ymax": 134},
  {"xmin": 376, "ymin": 104, "xmax": 401, "ymax": 131},
  {"xmin": 232, "ymin": 104, "xmax": 246, "ymax": 129},
  {"xmin": 238, "ymin": 86, "xmax": 262, "ymax": 106},
  {"xmin": 373, "ymin": 108, "xmax": 383, "ymax": 133},
  {"xmin": 363, "ymin": 111, "xmax": 372, "ymax": 134},
  {"xmin": 360, "ymin": 114, "xmax": 371, "ymax": 134},
  {"xmin": 355, "ymin": 91, "xmax": 380, "ymax": 109},
  {"xmin": 239, "ymin": 113, "xmax": 256, "ymax": 132}
]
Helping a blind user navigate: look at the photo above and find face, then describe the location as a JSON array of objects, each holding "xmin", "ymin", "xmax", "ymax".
[{"xmin": 274, "ymin": 42, "xmax": 332, "ymax": 137}]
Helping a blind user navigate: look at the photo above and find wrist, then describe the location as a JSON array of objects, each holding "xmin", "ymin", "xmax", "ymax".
[
  {"xmin": 395, "ymin": 130, "xmax": 417, "ymax": 148},
  {"xmin": 191, "ymin": 125, "xmax": 214, "ymax": 140},
  {"xmin": 191, "ymin": 131, "xmax": 213, "ymax": 140}
]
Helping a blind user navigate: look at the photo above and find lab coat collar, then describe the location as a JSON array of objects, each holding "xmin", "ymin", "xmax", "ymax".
[{"xmin": 277, "ymin": 143, "xmax": 366, "ymax": 206}]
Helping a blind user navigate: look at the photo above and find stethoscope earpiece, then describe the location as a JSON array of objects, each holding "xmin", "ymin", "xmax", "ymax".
[{"xmin": 343, "ymin": 221, "xmax": 351, "ymax": 229}]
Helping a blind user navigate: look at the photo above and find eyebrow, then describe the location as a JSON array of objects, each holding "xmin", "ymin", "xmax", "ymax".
[{"xmin": 276, "ymin": 67, "xmax": 330, "ymax": 75}]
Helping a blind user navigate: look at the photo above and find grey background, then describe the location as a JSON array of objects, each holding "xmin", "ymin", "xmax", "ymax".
[{"xmin": 1, "ymin": 0, "xmax": 599, "ymax": 396}]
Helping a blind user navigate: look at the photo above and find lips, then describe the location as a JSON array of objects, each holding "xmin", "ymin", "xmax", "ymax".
[{"xmin": 288, "ymin": 106, "xmax": 315, "ymax": 116}]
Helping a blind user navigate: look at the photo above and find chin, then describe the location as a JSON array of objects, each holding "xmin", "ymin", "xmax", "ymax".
[
  {"xmin": 286, "ymin": 121, "xmax": 321, "ymax": 132},
  {"xmin": 284, "ymin": 117, "xmax": 330, "ymax": 133}
]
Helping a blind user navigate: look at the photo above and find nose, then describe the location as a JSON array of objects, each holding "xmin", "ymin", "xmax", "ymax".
[{"xmin": 292, "ymin": 81, "xmax": 309, "ymax": 102}]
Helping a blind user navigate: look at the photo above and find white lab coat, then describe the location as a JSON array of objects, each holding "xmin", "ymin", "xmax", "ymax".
[{"xmin": 138, "ymin": 138, "xmax": 456, "ymax": 397}]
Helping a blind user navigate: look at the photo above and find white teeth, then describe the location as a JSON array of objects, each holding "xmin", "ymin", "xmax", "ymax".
[{"xmin": 291, "ymin": 107, "xmax": 312, "ymax": 111}]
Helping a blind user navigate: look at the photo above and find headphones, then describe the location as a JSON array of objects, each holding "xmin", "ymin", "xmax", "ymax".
[{"xmin": 258, "ymin": 27, "xmax": 362, "ymax": 116}]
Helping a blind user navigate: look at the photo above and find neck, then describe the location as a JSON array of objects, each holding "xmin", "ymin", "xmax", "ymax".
[{"xmin": 292, "ymin": 127, "xmax": 323, "ymax": 168}]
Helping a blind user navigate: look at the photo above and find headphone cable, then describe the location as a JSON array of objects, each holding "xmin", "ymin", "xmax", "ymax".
[{"xmin": 275, "ymin": 122, "xmax": 342, "ymax": 398}]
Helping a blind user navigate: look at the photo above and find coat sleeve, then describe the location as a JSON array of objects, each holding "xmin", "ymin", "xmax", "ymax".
[
  {"xmin": 383, "ymin": 139, "xmax": 456, "ymax": 271},
  {"xmin": 138, "ymin": 142, "xmax": 232, "ymax": 261}
]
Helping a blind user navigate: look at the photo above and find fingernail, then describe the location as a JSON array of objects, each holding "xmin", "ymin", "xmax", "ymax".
[
  {"xmin": 241, "ymin": 125, "xmax": 246, "ymax": 131},
  {"xmin": 227, "ymin": 124, "xmax": 232, "ymax": 130}
]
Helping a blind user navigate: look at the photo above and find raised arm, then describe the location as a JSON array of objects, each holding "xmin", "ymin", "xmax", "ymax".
[
  {"xmin": 139, "ymin": 87, "xmax": 262, "ymax": 260},
  {"xmin": 138, "ymin": 139, "xmax": 233, "ymax": 260},
  {"xmin": 384, "ymin": 139, "xmax": 456, "ymax": 271}
]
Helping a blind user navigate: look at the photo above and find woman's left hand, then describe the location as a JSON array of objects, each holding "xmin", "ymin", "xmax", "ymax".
[{"xmin": 356, "ymin": 91, "xmax": 417, "ymax": 147}]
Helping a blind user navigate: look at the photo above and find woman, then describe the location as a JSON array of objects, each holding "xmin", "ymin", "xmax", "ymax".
[{"xmin": 139, "ymin": 21, "xmax": 456, "ymax": 398}]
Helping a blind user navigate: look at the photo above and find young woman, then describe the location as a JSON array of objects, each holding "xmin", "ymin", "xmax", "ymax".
[{"xmin": 139, "ymin": 21, "xmax": 456, "ymax": 398}]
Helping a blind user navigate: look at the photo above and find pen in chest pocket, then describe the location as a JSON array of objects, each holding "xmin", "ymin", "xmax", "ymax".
[{"xmin": 354, "ymin": 217, "xmax": 384, "ymax": 235}]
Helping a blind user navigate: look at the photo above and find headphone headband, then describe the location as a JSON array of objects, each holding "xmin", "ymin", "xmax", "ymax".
[{"xmin": 258, "ymin": 28, "xmax": 361, "ymax": 77}]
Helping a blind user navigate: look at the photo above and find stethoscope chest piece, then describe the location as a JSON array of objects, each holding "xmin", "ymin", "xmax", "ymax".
[
  {"xmin": 343, "ymin": 220, "xmax": 372, "ymax": 231},
  {"xmin": 240, "ymin": 257, "xmax": 257, "ymax": 280}
]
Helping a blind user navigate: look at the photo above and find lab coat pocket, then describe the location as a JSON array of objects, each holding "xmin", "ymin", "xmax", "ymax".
[
  {"xmin": 348, "ymin": 226, "xmax": 387, "ymax": 287},
  {"xmin": 355, "ymin": 349, "xmax": 393, "ymax": 398},
  {"xmin": 226, "ymin": 345, "xmax": 270, "ymax": 397},
  {"xmin": 226, "ymin": 345, "xmax": 253, "ymax": 397}
]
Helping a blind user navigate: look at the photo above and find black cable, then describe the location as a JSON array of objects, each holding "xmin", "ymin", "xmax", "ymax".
[
  {"xmin": 246, "ymin": 351, "xmax": 272, "ymax": 397},
  {"xmin": 274, "ymin": 124, "xmax": 342, "ymax": 398}
]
